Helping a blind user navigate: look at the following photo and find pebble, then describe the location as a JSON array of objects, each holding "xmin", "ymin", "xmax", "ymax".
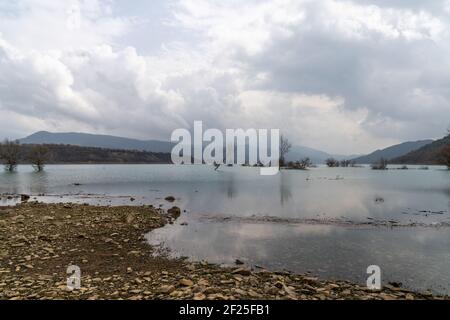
[
  {"xmin": 180, "ymin": 279, "xmax": 194, "ymax": 287},
  {"xmin": 0, "ymin": 202, "xmax": 443, "ymax": 301}
]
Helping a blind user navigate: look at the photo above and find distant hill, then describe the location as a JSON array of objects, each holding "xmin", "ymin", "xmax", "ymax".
[
  {"xmin": 351, "ymin": 140, "xmax": 433, "ymax": 164},
  {"xmin": 391, "ymin": 135, "xmax": 450, "ymax": 165},
  {"xmin": 20, "ymin": 131, "xmax": 358, "ymax": 164},
  {"xmin": 20, "ymin": 131, "xmax": 174, "ymax": 153},
  {"xmin": 286, "ymin": 145, "xmax": 360, "ymax": 164},
  {"xmin": 1, "ymin": 144, "xmax": 172, "ymax": 164}
]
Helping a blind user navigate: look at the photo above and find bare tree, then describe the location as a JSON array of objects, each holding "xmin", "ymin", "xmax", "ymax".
[
  {"xmin": 371, "ymin": 158, "xmax": 388, "ymax": 170},
  {"xmin": 298, "ymin": 157, "xmax": 312, "ymax": 170},
  {"xmin": 279, "ymin": 135, "xmax": 292, "ymax": 167},
  {"xmin": 0, "ymin": 139, "xmax": 21, "ymax": 172},
  {"xmin": 286, "ymin": 157, "xmax": 312, "ymax": 170},
  {"xmin": 28, "ymin": 145, "xmax": 49, "ymax": 172},
  {"xmin": 340, "ymin": 160, "xmax": 351, "ymax": 167},
  {"xmin": 326, "ymin": 158, "xmax": 339, "ymax": 167}
]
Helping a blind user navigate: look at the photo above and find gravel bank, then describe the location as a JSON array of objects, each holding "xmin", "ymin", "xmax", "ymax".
[{"xmin": 0, "ymin": 202, "xmax": 446, "ymax": 300}]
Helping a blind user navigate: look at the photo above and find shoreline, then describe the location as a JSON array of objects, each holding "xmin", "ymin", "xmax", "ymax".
[{"xmin": 0, "ymin": 202, "xmax": 446, "ymax": 300}]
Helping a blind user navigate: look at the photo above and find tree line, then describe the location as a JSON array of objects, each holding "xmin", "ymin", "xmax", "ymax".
[
  {"xmin": 325, "ymin": 158, "xmax": 357, "ymax": 168},
  {"xmin": 0, "ymin": 139, "xmax": 173, "ymax": 171}
]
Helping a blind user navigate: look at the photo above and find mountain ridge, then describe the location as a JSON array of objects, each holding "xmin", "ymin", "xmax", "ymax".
[
  {"xmin": 285, "ymin": 145, "xmax": 360, "ymax": 164},
  {"xmin": 20, "ymin": 131, "xmax": 439, "ymax": 165},
  {"xmin": 20, "ymin": 131, "xmax": 358, "ymax": 164},
  {"xmin": 20, "ymin": 131, "xmax": 174, "ymax": 153},
  {"xmin": 391, "ymin": 135, "xmax": 450, "ymax": 165},
  {"xmin": 351, "ymin": 140, "xmax": 434, "ymax": 164}
]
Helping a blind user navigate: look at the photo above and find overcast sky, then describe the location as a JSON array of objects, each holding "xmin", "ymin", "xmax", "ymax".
[{"xmin": 0, "ymin": 0, "xmax": 449, "ymax": 154}]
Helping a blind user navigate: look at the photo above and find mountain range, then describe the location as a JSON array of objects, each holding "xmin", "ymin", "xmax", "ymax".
[
  {"xmin": 18, "ymin": 131, "xmax": 444, "ymax": 165},
  {"xmin": 20, "ymin": 131, "xmax": 361, "ymax": 164},
  {"xmin": 351, "ymin": 140, "xmax": 434, "ymax": 164},
  {"xmin": 391, "ymin": 135, "xmax": 450, "ymax": 165},
  {"xmin": 20, "ymin": 131, "xmax": 174, "ymax": 153},
  {"xmin": 285, "ymin": 146, "xmax": 360, "ymax": 164}
]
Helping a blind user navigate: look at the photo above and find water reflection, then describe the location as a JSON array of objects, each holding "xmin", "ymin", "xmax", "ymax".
[
  {"xmin": 24, "ymin": 171, "xmax": 49, "ymax": 195},
  {"xmin": 148, "ymin": 220, "xmax": 450, "ymax": 294},
  {"xmin": 279, "ymin": 172, "xmax": 292, "ymax": 206},
  {"xmin": 0, "ymin": 170, "xmax": 49, "ymax": 195},
  {"xmin": 0, "ymin": 171, "xmax": 21, "ymax": 195},
  {"xmin": 225, "ymin": 171, "xmax": 237, "ymax": 199}
]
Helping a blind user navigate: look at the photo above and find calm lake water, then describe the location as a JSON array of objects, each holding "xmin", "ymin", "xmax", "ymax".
[{"xmin": 1, "ymin": 164, "xmax": 449, "ymax": 294}]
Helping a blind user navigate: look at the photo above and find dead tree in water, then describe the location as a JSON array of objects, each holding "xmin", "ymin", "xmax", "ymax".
[
  {"xmin": 326, "ymin": 158, "xmax": 339, "ymax": 167},
  {"xmin": 340, "ymin": 160, "xmax": 352, "ymax": 167},
  {"xmin": 371, "ymin": 158, "xmax": 388, "ymax": 170},
  {"xmin": 279, "ymin": 135, "xmax": 292, "ymax": 167},
  {"xmin": 28, "ymin": 145, "xmax": 49, "ymax": 172},
  {"xmin": 0, "ymin": 139, "xmax": 21, "ymax": 172},
  {"xmin": 298, "ymin": 157, "xmax": 312, "ymax": 170}
]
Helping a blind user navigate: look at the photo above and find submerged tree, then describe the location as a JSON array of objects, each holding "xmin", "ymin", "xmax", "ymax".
[
  {"xmin": 371, "ymin": 158, "xmax": 388, "ymax": 170},
  {"xmin": 286, "ymin": 157, "xmax": 312, "ymax": 170},
  {"xmin": 0, "ymin": 139, "xmax": 21, "ymax": 172},
  {"xmin": 28, "ymin": 145, "xmax": 49, "ymax": 172},
  {"xmin": 298, "ymin": 157, "xmax": 312, "ymax": 170},
  {"xmin": 279, "ymin": 135, "xmax": 292, "ymax": 167},
  {"xmin": 326, "ymin": 158, "xmax": 339, "ymax": 167},
  {"xmin": 340, "ymin": 160, "xmax": 352, "ymax": 167}
]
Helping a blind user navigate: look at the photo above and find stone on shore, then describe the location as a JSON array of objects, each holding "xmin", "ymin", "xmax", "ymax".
[{"xmin": 0, "ymin": 202, "xmax": 445, "ymax": 301}]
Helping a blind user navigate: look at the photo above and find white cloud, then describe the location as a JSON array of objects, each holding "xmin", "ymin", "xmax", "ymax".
[
  {"xmin": 321, "ymin": 1, "xmax": 446, "ymax": 41},
  {"xmin": 0, "ymin": 0, "xmax": 136, "ymax": 51},
  {"xmin": 0, "ymin": 0, "xmax": 449, "ymax": 154}
]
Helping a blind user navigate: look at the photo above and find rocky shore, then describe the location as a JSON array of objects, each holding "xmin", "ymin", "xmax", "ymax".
[{"xmin": 0, "ymin": 202, "xmax": 446, "ymax": 300}]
